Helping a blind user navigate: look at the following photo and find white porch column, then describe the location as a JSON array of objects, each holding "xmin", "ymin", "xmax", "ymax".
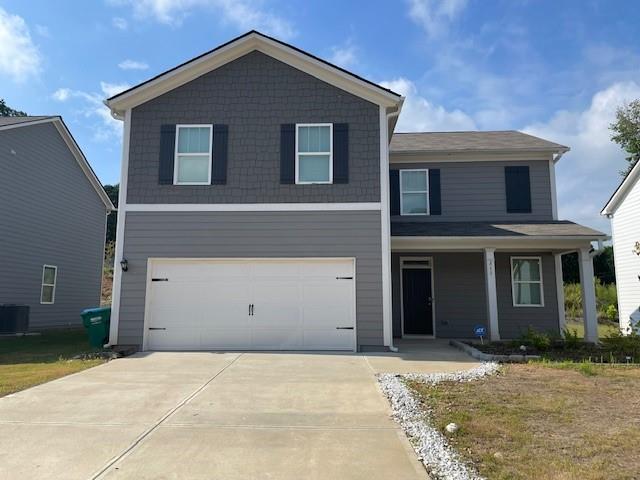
[
  {"xmin": 483, "ymin": 248, "xmax": 500, "ymax": 341},
  {"xmin": 553, "ymin": 253, "xmax": 566, "ymax": 334},
  {"xmin": 578, "ymin": 247, "xmax": 598, "ymax": 343}
]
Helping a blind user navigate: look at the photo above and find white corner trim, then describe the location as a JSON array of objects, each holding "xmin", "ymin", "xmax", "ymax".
[
  {"xmin": 380, "ymin": 106, "xmax": 393, "ymax": 349},
  {"xmin": 108, "ymin": 108, "xmax": 132, "ymax": 346},
  {"xmin": 125, "ymin": 202, "xmax": 381, "ymax": 212},
  {"xmin": 549, "ymin": 159, "xmax": 558, "ymax": 220},
  {"xmin": 483, "ymin": 248, "xmax": 500, "ymax": 341}
]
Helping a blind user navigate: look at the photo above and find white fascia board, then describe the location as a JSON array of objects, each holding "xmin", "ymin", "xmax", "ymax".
[
  {"xmin": 125, "ymin": 202, "xmax": 381, "ymax": 212},
  {"xmin": 106, "ymin": 33, "xmax": 402, "ymax": 115},
  {"xmin": 0, "ymin": 116, "xmax": 115, "ymax": 211},
  {"xmin": 391, "ymin": 236, "xmax": 601, "ymax": 251},
  {"xmin": 601, "ymin": 160, "xmax": 640, "ymax": 216}
]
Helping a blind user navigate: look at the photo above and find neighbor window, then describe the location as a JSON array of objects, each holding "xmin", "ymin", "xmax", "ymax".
[
  {"xmin": 400, "ymin": 169, "xmax": 429, "ymax": 215},
  {"xmin": 174, "ymin": 125, "xmax": 212, "ymax": 185},
  {"xmin": 40, "ymin": 265, "xmax": 57, "ymax": 304},
  {"xmin": 296, "ymin": 124, "xmax": 332, "ymax": 184},
  {"xmin": 511, "ymin": 257, "xmax": 544, "ymax": 307}
]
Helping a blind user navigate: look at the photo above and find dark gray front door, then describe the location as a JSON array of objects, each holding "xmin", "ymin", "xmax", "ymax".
[{"xmin": 402, "ymin": 268, "xmax": 433, "ymax": 335}]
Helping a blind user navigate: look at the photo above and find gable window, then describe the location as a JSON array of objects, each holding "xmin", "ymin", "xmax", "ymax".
[
  {"xmin": 296, "ymin": 124, "xmax": 332, "ymax": 184},
  {"xmin": 174, "ymin": 125, "xmax": 212, "ymax": 185},
  {"xmin": 511, "ymin": 257, "xmax": 544, "ymax": 307},
  {"xmin": 40, "ymin": 265, "xmax": 57, "ymax": 304},
  {"xmin": 400, "ymin": 169, "xmax": 429, "ymax": 215}
]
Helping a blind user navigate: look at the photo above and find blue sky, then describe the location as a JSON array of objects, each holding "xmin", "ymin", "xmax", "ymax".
[{"xmin": 1, "ymin": 0, "xmax": 639, "ymax": 232}]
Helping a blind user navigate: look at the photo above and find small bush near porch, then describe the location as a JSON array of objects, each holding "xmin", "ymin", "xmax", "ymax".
[
  {"xmin": 408, "ymin": 363, "xmax": 640, "ymax": 480},
  {"xmin": 564, "ymin": 280, "xmax": 618, "ymax": 323}
]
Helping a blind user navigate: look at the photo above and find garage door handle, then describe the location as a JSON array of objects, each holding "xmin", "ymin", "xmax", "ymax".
[
  {"xmin": 148, "ymin": 327, "xmax": 166, "ymax": 331},
  {"xmin": 151, "ymin": 278, "xmax": 168, "ymax": 282},
  {"xmin": 336, "ymin": 276, "xmax": 353, "ymax": 280},
  {"xmin": 336, "ymin": 327, "xmax": 354, "ymax": 330}
]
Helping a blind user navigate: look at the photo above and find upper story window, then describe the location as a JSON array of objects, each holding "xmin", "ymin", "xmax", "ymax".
[
  {"xmin": 400, "ymin": 169, "xmax": 429, "ymax": 215},
  {"xmin": 511, "ymin": 257, "xmax": 544, "ymax": 307},
  {"xmin": 296, "ymin": 124, "xmax": 333, "ymax": 184},
  {"xmin": 40, "ymin": 265, "xmax": 57, "ymax": 304},
  {"xmin": 174, "ymin": 125, "xmax": 213, "ymax": 185}
]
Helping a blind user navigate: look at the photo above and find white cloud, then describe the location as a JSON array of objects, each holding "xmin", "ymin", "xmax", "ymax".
[
  {"xmin": 381, "ymin": 77, "xmax": 477, "ymax": 132},
  {"xmin": 51, "ymin": 82, "xmax": 131, "ymax": 141},
  {"xmin": 118, "ymin": 59, "xmax": 149, "ymax": 70},
  {"xmin": 408, "ymin": 0, "xmax": 468, "ymax": 37},
  {"xmin": 524, "ymin": 81, "xmax": 640, "ymax": 232},
  {"xmin": 330, "ymin": 41, "xmax": 357, "ymax": 69},
  {"xmin": 112, "ymin": 17, "xmax": 128, "ymax": 30},
  {"xmin": 0, "ymin": 7, "xmax": 42, "ymax": 82},
  {"xmin": 109, "ymin": 0, "xmax": 295, "ymax": 38}
]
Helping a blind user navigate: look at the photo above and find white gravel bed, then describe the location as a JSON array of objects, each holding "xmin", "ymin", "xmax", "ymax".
[{"xmin": 378, "ymin": 363, "xmax": 500, "ymax": 480}]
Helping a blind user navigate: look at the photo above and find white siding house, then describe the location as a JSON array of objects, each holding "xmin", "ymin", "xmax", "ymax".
[{"xmin": 602, "ymin": 161, "xmax": 640, "ymax": 333}]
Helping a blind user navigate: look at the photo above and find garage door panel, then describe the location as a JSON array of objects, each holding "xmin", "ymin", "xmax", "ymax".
[{"xmin": 146, "ymin": 259, "xmax": 355, "ymax": 351}]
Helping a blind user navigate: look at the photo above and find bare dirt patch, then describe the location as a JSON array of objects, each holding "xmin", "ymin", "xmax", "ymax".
[{"xmin": 408, "ymin": 364, "xmax": 640, "ymax": 480}]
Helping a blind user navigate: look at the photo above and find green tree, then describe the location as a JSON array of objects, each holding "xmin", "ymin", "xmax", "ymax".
[
  {"xmin": 610, "ymin": 99, "xmax": 640, "ymax": 175},
  {"xmin": 562, "ymin": 246, "xmax": 615, "ymax": 284},
  {"xmin": 103, "ymin": 184, "xmax": 119, "ymax": 244},
  {"xmin": 0, "ymin": 98, "xmax": 27, "ymax": 117}
]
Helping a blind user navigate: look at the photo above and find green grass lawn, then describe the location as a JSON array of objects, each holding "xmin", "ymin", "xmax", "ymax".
[
  {"xmin": 409, "ymin": 363, "xmax": 640, "ymax": 480},
  {"xmin": 564, "ymin": 319, "xmax": 620, "ymax": 338},
  {"xmin": 0, "ymin": 329, "xmax": 106, "ymax": 397}
]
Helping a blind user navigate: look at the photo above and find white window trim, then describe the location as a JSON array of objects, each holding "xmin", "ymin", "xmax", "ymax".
[
  {"xmin": 510, "ymin": 256, "xmax": 544, "ymax": 307},
  {"xmin": 173, "ymin": 124, "xmax": 213, "ymax": 185},
  {"xmin": 40, "ymin": 265, "xmax": 58, "ymax": 305},
  {"xmin": 295, "ymin": 123, "xmax": 333, "ymax": 184},
  {"xmin": 400, "ymin": 169, "xmax": 430, "ymax": 216}
]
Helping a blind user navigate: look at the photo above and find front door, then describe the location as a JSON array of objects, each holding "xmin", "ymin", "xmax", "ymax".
[{"xmin": 402, "ymin": 267, "xmax": 433, "ymax": 335}]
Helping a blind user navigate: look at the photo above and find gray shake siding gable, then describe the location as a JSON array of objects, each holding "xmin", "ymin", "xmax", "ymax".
[
  {"xmin": 126, "ymin": 51, "xmax": 380, "ymax": 204},
  {"xmin": 0, "ymin": 123, "xmax": 107, "ymax": 329},
  {"xmin": 117, "ymin": 211, "xmax": 383, "ymax": 348}
]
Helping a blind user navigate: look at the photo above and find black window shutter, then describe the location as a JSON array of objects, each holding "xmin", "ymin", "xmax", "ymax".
[
  {"xmin": 280, "ymin": 124, "xmax": 295, "ymax": 184},
  {"xmin": 389, "ymin": 170, "xmax": 400, "ymax": 216},
  {"xmin": 333, "ymin": 123, "xmax": 349, "ymax": 184},
  {"xmin": 505, "ymin": 166, "xmax": 532, "ymax": 213},
  {"xmin": 159, "ymin": 124, "xmax": 176, "ymax": 185},
  {"xmin": 429, "ymin": 169, "xmax": 441, "ymax": 215},
  {"xmin": 211, "ymin": 124, "xmax": 228, "ymax": 185}
]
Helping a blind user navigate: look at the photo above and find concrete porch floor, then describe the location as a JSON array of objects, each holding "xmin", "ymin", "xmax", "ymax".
[{"xmin": 364, "ymin": 338, "xmax": 480, "ymax": 374}]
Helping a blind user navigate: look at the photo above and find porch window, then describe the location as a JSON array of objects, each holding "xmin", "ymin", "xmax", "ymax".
[
  {"xmin": 511, "ymin": 257, "xmax": 544, "ymax": 307},
  {"xmin": 400, "ymin": 169, "xmax": 429, "ymax": 215}
]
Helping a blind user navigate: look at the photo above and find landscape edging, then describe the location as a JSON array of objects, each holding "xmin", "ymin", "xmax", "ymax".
[{"xmin": 449, "ymin": 339, "xmax": 541, "ymax": 363}]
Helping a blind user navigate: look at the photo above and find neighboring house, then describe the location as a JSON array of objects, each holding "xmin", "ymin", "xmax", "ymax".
[
  {"xmin": 602, "ymin": 160, "xmax": 640, "ymax": 333},
  {"xmin": 105, "ymin": 31, "xmax": 605, "ymax": 352},
  {"xmin": 0, "ymin": 116, "xmax": 115, "ymax": 329}
]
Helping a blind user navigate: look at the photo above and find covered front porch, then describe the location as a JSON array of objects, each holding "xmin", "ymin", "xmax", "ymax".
[{"xmin": 390, "ymin": 221, "xmax": 608, "ymax": 343}]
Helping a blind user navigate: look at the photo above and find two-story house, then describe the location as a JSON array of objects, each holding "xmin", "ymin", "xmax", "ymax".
[{"xmin": 105, "ymin": 31, "xmax": 605, "ymax": 352}]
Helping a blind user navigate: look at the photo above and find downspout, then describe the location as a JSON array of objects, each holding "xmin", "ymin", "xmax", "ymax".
[{"xmin": 385, "ymin": 103, "xmax": 403, "ymax": 353}]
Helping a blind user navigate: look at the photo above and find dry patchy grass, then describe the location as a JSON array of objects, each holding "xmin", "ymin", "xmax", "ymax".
[{"xmin": 409, "ymin": 363, "xmax": 640, "ymax": 480}]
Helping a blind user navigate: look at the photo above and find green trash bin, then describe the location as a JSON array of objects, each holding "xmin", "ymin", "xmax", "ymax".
[{"xmin": 81, "ymin": 307, "xmax": 111, "ymax": 348}]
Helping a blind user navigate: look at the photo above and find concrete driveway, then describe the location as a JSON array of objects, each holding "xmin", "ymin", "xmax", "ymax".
[{"xmin": 0, "ymin": 342, "xmax": 477, "ymax": 479}]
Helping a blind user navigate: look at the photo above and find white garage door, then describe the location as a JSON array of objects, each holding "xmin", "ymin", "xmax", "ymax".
[{"xmin": 144, "ymin": 259, "xmax": 356, "ymax": 351}]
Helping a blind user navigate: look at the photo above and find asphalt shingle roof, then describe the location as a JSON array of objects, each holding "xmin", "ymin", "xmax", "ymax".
[
  {"xmin": 0, "ymin": 116, "xmax": 53, "ymax": 127},
  {"xmin": 391, "ymin": 221, "xmax": 606, "ymax": 238},
  {"xmin": 390, "ymin": 131, "xmax": 568, "ymax": 154}
]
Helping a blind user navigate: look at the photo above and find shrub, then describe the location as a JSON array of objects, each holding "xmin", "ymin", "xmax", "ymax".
[
  {"xmin": 562, "ymin": 328, "xmax": 581, "ymax": 349},
  {"xmin": 521, "ymin": 327, "xmax": 552, "ymax": 351},
  {"xmin": 563, "ymin": 280, "xmax": 618, "ymax": 321},
  {"xmin": 601, "ymin": 330, "xmax": 640, "ymax": 359}
]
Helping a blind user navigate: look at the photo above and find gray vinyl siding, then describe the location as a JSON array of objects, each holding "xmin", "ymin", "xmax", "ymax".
[
  {"xmin": 390, "ymin": 160, "xmax": 553, "ymax": 222},
  {"xmin": 391, "ymin": 251, "xmax": 559, "ymax": 339},
  {"xmin": 495, "ymin": 252, "xmax": 559, "ymax": 338},
  {"xmin": 127, "ymin": 51, "xmax": 380, "ymax": 204},
  {"xmin": 391, "ymin": 252, "xmax": 487, "ymax": 338},
  {"xmin": 118, "ymin": 211, "xmax": 383, "ymax": 349},
  {"xmin": 0, "ymin": 123, "xmax": 107, "ymax": 329}
]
